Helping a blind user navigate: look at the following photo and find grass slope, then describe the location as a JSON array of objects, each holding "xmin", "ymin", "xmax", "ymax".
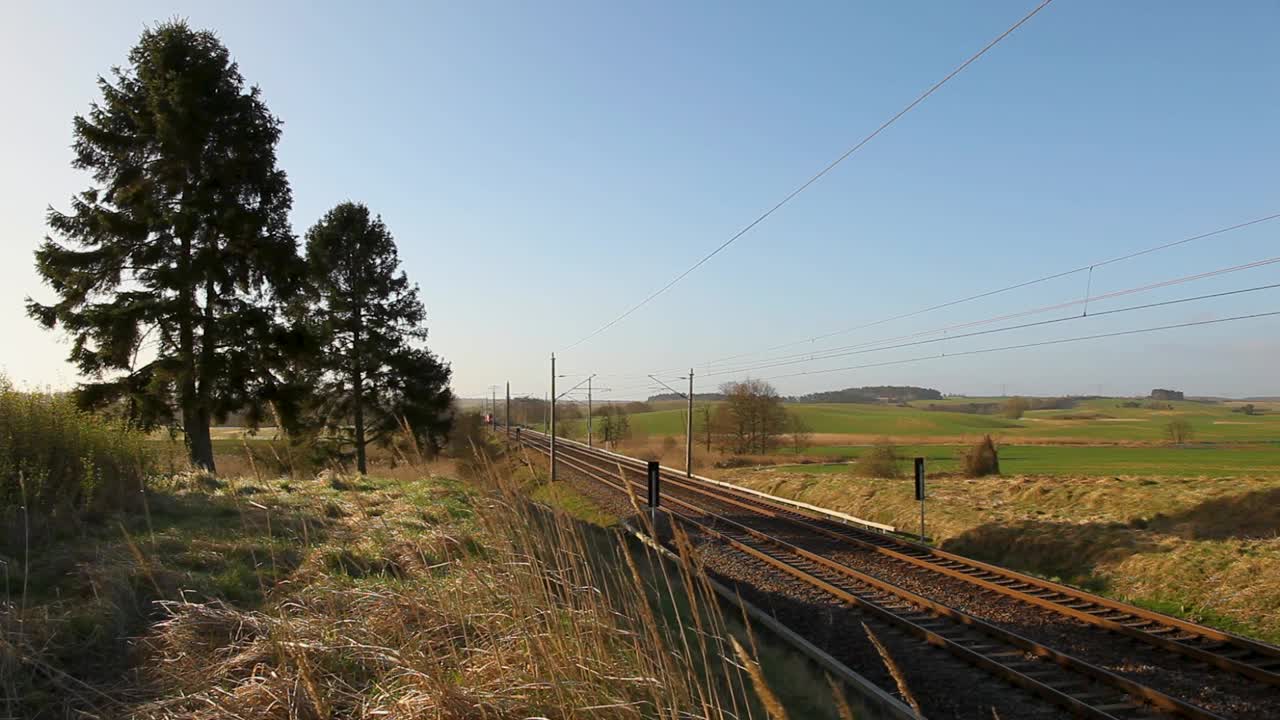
[{"xmin": 780, "ymin": 443, "xmax": 1280, "ymax": 478}]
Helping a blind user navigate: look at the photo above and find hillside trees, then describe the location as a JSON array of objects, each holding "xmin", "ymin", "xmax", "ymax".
[
  {"xmin": 794, "ymin": 386, "xmax": 941, "ymax": 403},
  {"xmin": 304, "ymin": 202, "xmax": 452, "ymax": 474},
  {"xmin": 27, "ymin": 22, "xmax": 304, "ymax": 471}
]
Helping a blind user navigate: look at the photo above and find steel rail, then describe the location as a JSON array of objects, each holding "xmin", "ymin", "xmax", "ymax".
[
  {"xmin": 519, "ymin": 434, "xmax": 1224, "ymax": 720},
  {"xmin": 527, "ymin": 430, "xmax": 1280, "ymax": 686}
]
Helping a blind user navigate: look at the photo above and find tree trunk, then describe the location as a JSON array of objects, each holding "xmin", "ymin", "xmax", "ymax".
[
  {"xmin": 352, "ymin": 303, "xmax": 367, "ymax": 475},
  {"xmin": 189, "ymin": 410, "xmax": 215, "ymax": 471},
  {"xmin": 354, "ymin": 367, "xmax": 366, "ymax": 475},
  {"xmin": 191, "ymin": 258, "xmax": 218, "ymax": 473},
  {"xmin": 178, "ymin": 233, "xmax": 215, "ymax": 472}
]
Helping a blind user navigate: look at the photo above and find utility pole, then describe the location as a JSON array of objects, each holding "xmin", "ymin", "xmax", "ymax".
[
  {"xmin": 686, "ymin": 368, "xmax": 694, "ymax": 477},
  {"xmin": 550, "ymin": 353, "xmax": 557, "ymax": 482},
  {"xmin": 505, "ymin": 382, "xmax": 510, "ymax": 438},
  {"xmin": 587, "ymin": 375, "xmax": 593, "ymax": 448},
  {"xmin": 648, "ymin": 371, "xmax": 695, "ymax": 477}
]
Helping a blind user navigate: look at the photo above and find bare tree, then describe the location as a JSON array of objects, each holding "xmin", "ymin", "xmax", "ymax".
[
  {"xmin": 594, "ymin": 405, "xmax": 631, "ymax": 448},
  {"xmin": 697, "ymin": 403, "xmax": 714, "ymax": 453},
  {"xmin": 716, "ymin": 379, "xmax": 788, "ymax": 454},
  {"xmin": 788, "ymin": 411, "xmax": 813, "ymax": 454}
]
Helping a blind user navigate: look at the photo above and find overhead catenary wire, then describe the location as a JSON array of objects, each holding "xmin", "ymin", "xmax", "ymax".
[
  {"xmin": 699, "ymin": 255, "xmax": 1280, "ymax": 377},
  {"xmin": 532, "ymin": 238, "xmax": 1280, "ymax": 398},
  {"xmin": 559, "ymin": 0, "xmax": 1057, "ymax": 352},
  {"xmin": 756, "ymin": 310, "xmax": 1280, "ymax": 382},
  {"xmin": 681, "ymin": 211, "xmax": 1280, "ymax": 372},
  {"xmin": 702, "ymin": 281, "xmax": 1280, "ymax": 378}
]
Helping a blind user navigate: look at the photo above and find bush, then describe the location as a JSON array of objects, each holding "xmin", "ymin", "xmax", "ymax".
[
  {"xmin": 854, "ymin": 438, "xmax": 902, "ymax": 478},
  {"xmin": 1165, "ymin": 419, "xmax": 1194, "ymax": 445},
  {"xmin": 713, "ymin": 456, "xmax": 768, "ymax": 469},
  {"xmin": 1002, "ymin": 396, "xmax": 1030, "ymax": 419},
  {"xmin": 0, "ymin": 378, "xmax": 151, "ymax": 516},
  {"xmin": 961, "ymin": 435, "xmax": 1001, "ymax": 477}
]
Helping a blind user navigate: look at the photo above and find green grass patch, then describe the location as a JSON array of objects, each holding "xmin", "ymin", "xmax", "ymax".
[
  {"xmin": 619, "ymin": 397, "xmax": 1280, "ymax": 445},
  {"xmin": 531, "ymin": 481, "xmax": 620, "ymax": 526}
]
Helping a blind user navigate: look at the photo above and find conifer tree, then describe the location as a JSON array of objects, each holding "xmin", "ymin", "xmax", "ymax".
[
  {"xmin": 27, "ymin": 22, "xmax": 302, "ymax": 471},
  {"xmin": 304, "ymin": 202, "xmax": 452, "ymax": 473}
]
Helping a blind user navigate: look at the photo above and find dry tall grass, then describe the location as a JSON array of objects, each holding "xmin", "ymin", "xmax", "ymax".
[
  {"xmin": 121, "ymin": 447, "xmax": 784, "ymax": 719},
  {"xmin": 0, "ymin": 376, "xmax": 151, "ymax": 516}
]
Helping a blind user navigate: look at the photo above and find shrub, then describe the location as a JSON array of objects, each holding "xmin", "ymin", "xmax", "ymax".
[
  {"xmin": 961, "ymin": 435, "xmax": 1001, "ymax": 477},
  {"xmin": 1002, "ymin": 396, "xmax": 1030, "ymax": 419},
  {"xmin": 855, "ymin": 438, "xmax": 902, "ymax": 478},
  {"xmin": 0, "ymin": 378, "xmax": 151, "ymax": 516},
  {"xmin": 1165, "ymin": 419, "xmax": 1194, "ymax": 445}
]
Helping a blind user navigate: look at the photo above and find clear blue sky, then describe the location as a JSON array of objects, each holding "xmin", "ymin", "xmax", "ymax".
[{"xmin": 3, "ymin": 1, "xmax": 1277, "ymax": 401}]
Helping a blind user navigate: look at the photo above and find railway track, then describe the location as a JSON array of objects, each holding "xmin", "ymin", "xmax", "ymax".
[{"xmin": 511, "ymin": 429, "xmax": 1279, "ymax": 719}]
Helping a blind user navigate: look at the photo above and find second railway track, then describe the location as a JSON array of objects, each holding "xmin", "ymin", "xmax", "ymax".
[{"xmin": 512, "ymin": 429, "xmax": 1280, "ymax": 720}]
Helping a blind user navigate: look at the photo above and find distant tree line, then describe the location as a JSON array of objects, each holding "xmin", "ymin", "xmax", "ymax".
[
  {"xmin": 1150, "ymin": 388, "xmax": 1185, "ymax": 401},
  {"xmin": 27, "ymin": 22, "xmax": 452, "ymax": 474},
  {"xmin": 790, "ymin": 386, "xmax": 942, "ymax": 404},
  {"xmin": 647, "ymin": 392, "xmax": 726, "ymax": 402}
]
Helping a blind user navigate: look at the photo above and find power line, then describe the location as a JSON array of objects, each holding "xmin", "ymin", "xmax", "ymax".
[
  {"xmin": 759, "ymin": 310, "xmax": 1280, "ymax": 382},
  {"xmin": 704, "ymin": 282, "xmax": 1280, "ymax": 378},
  {"xmin": 691, "ymin": 211, "xmax": 1280, "ymax": 370},
  {"xmin": 584, "ymin": 280, "xmax": 1280, "ymax": 398},
  {"xmin": 700, "ymin": 256, "xmax": 1280, "ymax": 377},
  {"xmin": 560, "ymin": 0, "xmax": 1057, "ymax": 352}
]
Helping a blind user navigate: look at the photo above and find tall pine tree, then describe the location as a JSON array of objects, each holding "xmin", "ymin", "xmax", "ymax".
[
  {"xmin": 305, "ymin": 202, "xmax": 452, "ymax": 474},
  {"xmin": 27, "ymin": 22, "xmax": 303, "ymax": 471}
]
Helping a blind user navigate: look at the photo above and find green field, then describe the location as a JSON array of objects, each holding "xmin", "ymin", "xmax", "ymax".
[
  {"xmin": 614, "ymin": 397, "xmax": 1280, "ymax": 478},
  {"xmin": 626, "ymin": 398, "xmax": 1280, "ymax": 442}
]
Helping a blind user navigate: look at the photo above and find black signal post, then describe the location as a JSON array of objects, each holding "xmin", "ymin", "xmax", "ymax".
[
  {"xmin": 914, "ymin": 457, "xmax": 926, "ymax": 541},
  {"xmin": 647, "ymin": 460, "xmax": 661, "ymax": 511}
]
